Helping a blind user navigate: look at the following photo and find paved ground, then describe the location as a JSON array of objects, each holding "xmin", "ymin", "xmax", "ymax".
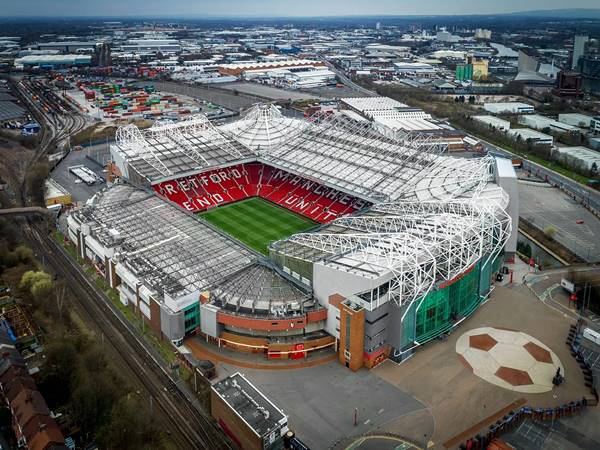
[
  {"xmin": 518, "ymin": 182, "xmax": 600, "ymax": 262},
  {"xmin": 218, "ymin": 82, "xmax": 323, "ymax": 101},
  {"xmin": 143, "ymin": 81, "xmax": 259, "ymax": 112},
  {"xmin": 524, "ymin": 265, "xmax": 600, "ymax": 330},
  {"xmin": 50, "ymin": 144, "xmax": 109, "ymax": 204},
  {"xmin": 187, "ymin": 257, "xmax": 596, "ymax": 450},
  {"xmin": 502, "ymin": 417, "xmax": 600, "ymax": 450},
  {"xmin": 303, "ymin": 84, "xmax": 366, "ymax": 99},
  {"xmin": 342, "ymin": 435, "xmax": 422, "ymax": 450},
  {"xmin": 373, "ymin": 281, "xmax": 589, "ymax": 449},
  {"xmin": 215, "ymin": 361, "xmax": 429, "ymax": 450},
  {"xmin": 456, "ymin": 327, "xmax": 564, "ymax": 394}
]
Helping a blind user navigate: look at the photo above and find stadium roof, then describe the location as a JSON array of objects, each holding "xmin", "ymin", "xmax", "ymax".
[
  {"xmin": 114, "ymin": 104, "xmax": 449, "ymax": 203},
  {"xmin": 220, "ymin": 104, "xmax": 305, "ymax": 152},
  {"xmin": 272, "ymin": 187, "xmax": 511, "ymax": 307},
  {"xmin": 69, "ymin": 184, "xmax": 313, "ymax": 316},
  {"xmin": 115, "ymin": 115, "xmax": 254, "ymax": 182},
  {"xmin": 110, "ymin": 102, "xmax": 512, "ymax": 310}
]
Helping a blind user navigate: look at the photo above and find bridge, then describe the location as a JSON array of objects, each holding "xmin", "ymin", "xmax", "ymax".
[{"xmin": 0, "ymin": 207, "xmax": 54, "ymax": 217}]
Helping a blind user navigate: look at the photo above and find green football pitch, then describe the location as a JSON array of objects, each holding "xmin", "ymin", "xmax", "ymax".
[{"xmin": 199, "ymin": 197, "xmax": 317, "ymax": 254}]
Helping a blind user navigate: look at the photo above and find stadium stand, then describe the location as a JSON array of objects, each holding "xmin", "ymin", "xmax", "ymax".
[{"xmin": 152, "ymin": 162, "xmax": 369, "ymax": 223}]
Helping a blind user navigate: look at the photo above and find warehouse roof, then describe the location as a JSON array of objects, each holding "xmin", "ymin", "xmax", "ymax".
[
  {"xmin": 212, "ymin": 372, "xmax": 286, "ymax": 438},
  {"xmin": 339, "ymin": 96, "xmax": 408, "ymax": 113}
]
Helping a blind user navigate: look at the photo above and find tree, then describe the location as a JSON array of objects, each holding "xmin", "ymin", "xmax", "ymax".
[
  {"xmin": 544, "ymin": 225, "xmax": 558, "ymax": 239},
  {"xmin": 20, "ymin": 270, "xmax": 53, "ymax": 301},
  {"xmin": 98, "ymin": 396, "xmax": 163, "ymax": 450},
  {"xmin": 25, "ymin": 162, "xmax": 49, "ymax": 206},
  {"xmin": 70, "ymin": 373, "xmax": 119, "ymax": 437}
]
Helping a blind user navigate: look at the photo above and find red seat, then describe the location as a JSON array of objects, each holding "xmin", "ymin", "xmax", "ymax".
[{"xmin": 152, "ymin": 162, "xmax": 370, "ymax": 222}]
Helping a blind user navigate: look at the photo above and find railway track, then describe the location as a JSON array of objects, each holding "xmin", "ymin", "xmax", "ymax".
[
  {"xmin": 12, "ymin": 77, "xmax": 87, "ymax": 206},
  {"xmin": 26, "ymin": 225, "xmax": 232, "ymax": 450},
  {"xmin": 11, "ymin": 76, "xmax": 231, "ymax": 449}
]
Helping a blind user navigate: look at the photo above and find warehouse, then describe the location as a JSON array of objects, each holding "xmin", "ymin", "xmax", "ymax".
[
  {"xmin": 218, "ymin": 60, "xmax": 326, "ymax": 77},
  {"xmin": 340, "ymin": 96, "xmax": 439, "ymax": 131},
  {"xmin": 558, "ymin": 113, "xmax": 593, "ymax": 129},
  {"xmin": 483, "ymin": 102, "xmax": 535, "ymax": 114},
  {"xmin": 554, "ymin": 146, "xmax": 600, "ymax": 172},
  {"xmin": 14, "ymin": 54, "xmax": 91, "ymax": 69},
  {"xmin": 508, "ymin": 128, "xmax": 554, "ymax": 146},
  {"xmin": 473, "ymin": 115, "xmax": 511, "ymax": 131},
  {"xmin": 518, "ymin": 114, "xmax": 580, "ymax": 134}
]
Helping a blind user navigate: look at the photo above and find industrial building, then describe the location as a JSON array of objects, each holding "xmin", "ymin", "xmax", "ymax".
[
  {"xmin": 553, "ymin": 146, "xmax": 600, "ymax": 172},
  {"xmin": 340, "ymin": 97, "xmax": 441, "ymax": 132},
  {"xmin": 393, "ymin": 62, "xmax": 436, "ymax": 76},
  {"xmin": 218, "ymin": 60, "xmax": 327, "ymax": 77},
  {"xmin": 120, "ymin": 39, "xmax": 181, "ymax": 54},
  {"xmin": 35, "ymin": 41, "xmax": 96, "ymax": 53},
  {"xmin": 473, "ymin": 116, "xmax": 511, "ymax": 131},
  {"xmin": 483, "ymin": 102, "xmax": 535, "ymax": 115},
  {"xmin": 508, "ymin": 128, "xmax": 554, "ymax": 146},
  {"xmin": 558, "ymin": 113, "xmax": 593, "ymax": 129},
  {"xmin": 66, "ymin": 103, "xmax": 515, "ymax": 368},
  {"xmin": 518, "ymin": 114, "xmax": 581, "ymax": 134},
  {"xmin": 211, "ymin": 373, "xmax": 288, "ymax": 450},
  {"xmin": 14, "ymin": 54, "xmax": 91, "ymax": 69},
  {"xmin": 242, "ymin": 66, "xmax": 336, "ymax": 89}
]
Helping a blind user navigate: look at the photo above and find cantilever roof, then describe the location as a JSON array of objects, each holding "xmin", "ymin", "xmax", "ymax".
[
  {"xmin": 72, "ymin": 184, "xmax": 255, "ymax": 299},
  {"xmin": 221, "ymin": 104, "xmax": 305, "ymax": 152},
  {"xmin": 71, "ymin": 183, "xmax": 312, "ymax": 314},
  {"xmin": 113, "ymin": 104, "xmax": 446, "ymax": 202}
]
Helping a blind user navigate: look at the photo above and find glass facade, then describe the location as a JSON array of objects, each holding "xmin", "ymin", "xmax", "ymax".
[
  {"xmin": 400, "ymin": 252, "xmax": 504, "ymax": 347},
  {"xmin": 184, "ymin": 303, "xmax": 200, "ymax": 333}
]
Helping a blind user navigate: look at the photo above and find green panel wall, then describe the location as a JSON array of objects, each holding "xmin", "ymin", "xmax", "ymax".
[
  {"xmin": 414, "ymin": 263, "xmax": 481, "ymax": 342},
  {"xmin": 184, "ymin": 303, "xmax": 200, "ymax": 333}
]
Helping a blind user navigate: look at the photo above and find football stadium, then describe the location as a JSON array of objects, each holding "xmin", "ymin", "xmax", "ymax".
[{"xmin": 66, "ymin": 102, "xmax": 517, "ymax": 369}]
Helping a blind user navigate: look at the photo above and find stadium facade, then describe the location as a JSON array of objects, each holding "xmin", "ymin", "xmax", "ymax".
[{"xmin": 66, "ymin": 103, "xmax": 517, "ymax": 370}]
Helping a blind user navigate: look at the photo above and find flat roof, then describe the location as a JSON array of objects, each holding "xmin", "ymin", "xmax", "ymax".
[
  {"xmin": 508, "ymin": 128, "xmax": 552, "ymax": 140},
  {"xmin": 484, "ymin": 102, "xmax": 534, "ymax": 108},
  {"xmin": 212, "ymin": 372, "xmax": 286, "ymax": 438},
  {"xmin": 340, "ymin": 96, "xmax": 408, "ymax": 112}
]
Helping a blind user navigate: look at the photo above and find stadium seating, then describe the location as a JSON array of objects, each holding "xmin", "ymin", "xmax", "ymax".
[{"xmin": 152, "ymin": 162, "xmax": 369, "ymax": 223}]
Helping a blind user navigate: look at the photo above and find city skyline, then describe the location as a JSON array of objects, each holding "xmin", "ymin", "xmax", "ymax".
[{"xmin": 2, "ymin": 0, "xmax": 600, "ymax": 18}]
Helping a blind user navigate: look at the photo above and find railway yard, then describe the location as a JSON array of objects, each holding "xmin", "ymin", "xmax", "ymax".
[{"xmin": 1, "ymin": 75, "xmax": 234, "ymax": 449}]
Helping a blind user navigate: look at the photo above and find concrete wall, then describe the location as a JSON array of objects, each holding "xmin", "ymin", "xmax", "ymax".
[
  {"xmin": 211, "ymin": 390, "xmax": 262, "ymax": 450},
  {"xmin": 495, "ymin": 157, "xmax": 519, "ymax": 255},
  {"xmin": 313, "ymin": 262, "xmax": 391, "ymax": 337}
]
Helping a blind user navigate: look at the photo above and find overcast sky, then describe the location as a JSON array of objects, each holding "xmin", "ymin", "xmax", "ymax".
[{"xmin": 2, "ymin": 0, "xmax": 599, "ymax": 17}]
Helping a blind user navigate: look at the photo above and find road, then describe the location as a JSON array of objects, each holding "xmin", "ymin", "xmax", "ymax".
[
  {"xmin": 325, "ymin": 62, "xmax": 377, "ymax": 97},
  {"xmin": 482, "ymin": 141, "xmax": 600, "ymax": 216},
  {"xmin": 26, "ymin": 225, "xmax": 232, "ymax": 450}
]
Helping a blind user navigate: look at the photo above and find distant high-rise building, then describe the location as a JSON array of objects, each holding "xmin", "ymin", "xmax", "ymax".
[
  {"xmin": 474, "ymin": 28, "xmax": 492, "ymax": 40},
  {"xmin": 572, "ymin": 35, "xmax": 589, "ymax": 70},
  {"xmin": 580, "ymin": 56, "xmax": 600, "ymax": 94},
  {"xmin": 375, "ymin": 22, "xmax": 381, "ymax": 30}
]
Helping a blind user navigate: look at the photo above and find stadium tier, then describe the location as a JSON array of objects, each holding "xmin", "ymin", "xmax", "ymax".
[
  {"xmin": 68, "ymin": 102, "xmax": 518, "ymax": 369},
  {"xmin": 152, "ymin": 162, "xmax": 369, "ymax": 223}
]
